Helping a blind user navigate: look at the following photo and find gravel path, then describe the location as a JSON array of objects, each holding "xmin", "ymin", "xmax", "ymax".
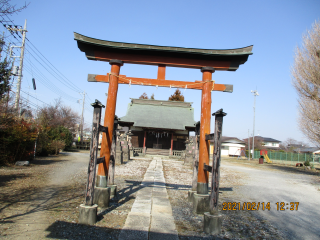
[
  {"xmin": 119, "ymin": 158, "xmax": 178, "ymax": 240},
  {"xmin": 223, "ymin": 161, "xmax": 320, "ymax": 239}
]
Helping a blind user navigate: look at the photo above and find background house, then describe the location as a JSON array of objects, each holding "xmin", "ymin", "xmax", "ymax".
[
  {"xmin": 243, "ymin": 136, "xmax": 281, "ymax": 150},
  {"xmin": 210, "ymin": 137, "xmax": 246, "ymax": 157}
]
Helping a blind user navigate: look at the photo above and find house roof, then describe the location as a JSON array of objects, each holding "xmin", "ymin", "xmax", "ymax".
[
  {"xmin": 221, "ymin": 137, "xmax": 245, "ymax": 144},
  {"xmin": 294, "ymin": 147, "xmax": 320, "ymax": 153},
  {"xmin": 288, "ymin": 144, "xmax": 305, "ymax": 148},
  {"xmin": 243, "ymin": 136, "xmax": 281, "ymax": 143},
  {"xmin": 119, "ymin": 99, "xmax": 196, "ymax": 131},
  {"xmin": 209, "ymin": 137, "xmax": 245, "ymax": 145}
]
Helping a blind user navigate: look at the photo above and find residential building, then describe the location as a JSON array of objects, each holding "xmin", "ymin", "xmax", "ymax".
[
  {"xmin": 243, "ymin": 136, "xmax": 281, "ymax": 150},
  {"xmin": 210, "ymin": 137, "xmax": 246, "ymax": 157}
]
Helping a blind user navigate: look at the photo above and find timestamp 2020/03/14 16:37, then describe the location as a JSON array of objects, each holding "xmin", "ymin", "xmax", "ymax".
[{"xmin": 222, "ymin": 202, "xmax": 299, "ymax": 211}]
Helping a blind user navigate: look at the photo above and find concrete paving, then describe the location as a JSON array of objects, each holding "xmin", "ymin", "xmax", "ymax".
[{"xmin": 118, "ymin": 157, "xmax": 179, "ymax": 240}]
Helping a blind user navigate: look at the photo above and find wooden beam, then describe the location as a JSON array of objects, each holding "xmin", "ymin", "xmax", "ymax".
[
  {"xmin": 157, "ymin": 65, "xmax": 166, "ymax": 80},
  {"xmin": 94, "ymin": 50, "xmax": 234, "ymax": 70},
  {"xmin": 88, "ymin": 74, "xmax": 233, "ymax": 93},
  {"xmin": 85, "ymin": 100, "xmax": 104, "ymax": 206},
  {"xmin": 197, "ymin": 67, "xmax": 214, "ymax": 194},
  {"xmin": 97, "ymin": 60, "xmax": 122, "ymax": 187},
  {"xmin": 96, "ymin": 156, "xmax": 105, "ymax": 164},
  {"xmin": 205, "ymin": 133, "xmax": 214, "ymax": 141},
  {"xmin": 203, "ymin": 163, "xmax": 212, "ymax": 172},
  {"xmin": 210, "ymin": 109, "xmax": 227, "ymax": 214}
]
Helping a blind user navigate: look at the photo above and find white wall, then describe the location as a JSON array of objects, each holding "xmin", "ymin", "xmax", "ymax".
[
  {"xmin": 221, "ymin": 149, "xmax": 229, "ymax": 156},
  {"xmin": 221, "ymin": 143, "xmax": 245, "ymax": 156},
  {"xmin": 264, "ymin": 142, "xmax": 280, "ymax": 147}
]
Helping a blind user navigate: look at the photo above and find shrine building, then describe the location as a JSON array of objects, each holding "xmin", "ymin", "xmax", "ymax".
[{"xmin": 118, "ymin": 98, "xmax": 196, "ymax": 155}]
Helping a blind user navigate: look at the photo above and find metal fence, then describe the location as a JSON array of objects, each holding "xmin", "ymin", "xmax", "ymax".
[{"xmin": 253, "ymin": 151, "xmax": 319, "ymax": 163}]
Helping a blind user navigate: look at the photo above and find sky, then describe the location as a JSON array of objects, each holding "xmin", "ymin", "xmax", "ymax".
[{"xmin": 3, "ymin": 0, "xmax": 320, "ymax": 145}]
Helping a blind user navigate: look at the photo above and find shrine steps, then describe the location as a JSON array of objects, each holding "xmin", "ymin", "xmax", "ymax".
[{"xmin": 146, "ymin": 148, "xmax": 170, "ymax": 156}]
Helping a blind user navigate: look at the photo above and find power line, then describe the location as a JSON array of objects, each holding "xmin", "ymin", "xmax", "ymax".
[
  {"xmin": 25, "ymin": 39, "xmax": 83, "ymax": 93},
  {"xmin": 20, "ymin": 90, "xmax": 50, "ymax": 106},
  {"xmin": 25, "ymin": 48, "xmax": 81, "ymax": 94},
  {"xmin": 23, "ymin": 63, "xmax": 78, "ymax": 102}
]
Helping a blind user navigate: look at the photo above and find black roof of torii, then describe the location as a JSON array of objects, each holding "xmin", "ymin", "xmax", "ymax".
[{"xmin": 74, "ymin": 32, "xmax": 253, "ymax": 71}]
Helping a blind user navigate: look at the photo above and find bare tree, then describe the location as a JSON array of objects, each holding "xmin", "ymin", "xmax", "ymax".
[
  {"xmin": 243, "ymin": 137, "xmax": 263, "ymax": 151},
  {"xmin": 0, "ymin": 0, "xmax": 28, "ymax": 17},
  {"xmin": 280, "ymin": 138, "xmax": 309, "ymax": 152},
  {"xmin": 37, "ymin": 99, "xmax": 79, "ymax": 131},
  {"xmin": 291, "ymin": 20, "xmax": 320, "ymax": 147},
  {"xmin": 139, "ymin": 92, "xmax": 148, "ymax": 99}
]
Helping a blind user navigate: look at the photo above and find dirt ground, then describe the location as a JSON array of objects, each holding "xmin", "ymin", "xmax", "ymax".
[
  {"xmin": 0, "ymin": 151, "xmax": 151, "ymax": 239},
  {"xmin": 0, "ymin": 153, "xmax": 319, "ymax": 239}
]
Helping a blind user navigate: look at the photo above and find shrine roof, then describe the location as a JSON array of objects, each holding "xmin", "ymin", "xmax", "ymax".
[
  {"xmin": 74, "ymin": 32, "xmax": 253, "ymax": 70},
  {"xmin": 119, "ymin": 99, "xmax": 196, "ymax": 131}
]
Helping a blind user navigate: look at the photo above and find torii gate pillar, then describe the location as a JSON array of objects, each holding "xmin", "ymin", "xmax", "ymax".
[
  {"xmin": 96, "ymin": 59, "xmax": 123, "ymax": 187},
  {"xmin": 198, "ymin": 67, "xmax": 214, "ymax": 194}
]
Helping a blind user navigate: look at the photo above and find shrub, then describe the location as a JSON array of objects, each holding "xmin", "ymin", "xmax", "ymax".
[
  {"xmin": 0, "ymin": 115, "xmax": 37, "ymax": 165},
  {"xmin": 37, "ymin": 125, "xmax": 73, "ymax": 156},
  {"xmin": 304, "ymin": 160, "xmax": 311, "ymax": 166}
]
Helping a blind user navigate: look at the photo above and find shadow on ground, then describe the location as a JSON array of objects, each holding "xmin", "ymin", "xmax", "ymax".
[
  {"xmin": 0, "ymin": 184, "xmax": 82, "ymax": 220},
  {"xmin": 45, "ymin": 220, "xmax": 224, "ymax": 240},
  {"xmin": 265, "ymin": 164, "xmax": 319, "ymax": 176},
  {"xmin": 0, "ymin": 173, "xmax": 31, "ymax": 187}
]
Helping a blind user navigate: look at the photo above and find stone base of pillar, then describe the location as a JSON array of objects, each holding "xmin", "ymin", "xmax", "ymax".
[
  {"xmin": 116, "ymin": 151, "xmax": 123, "ymax": 165},
  {"xmin": 96, "ymin": 175, "xmax": 108, "ymax": 188},
  {"xmin": 123, "ymin": 152, "xmax": 129, "ymax": 162},
  {"xmin": 143, "ymin": 147, "xmax": 146, "ymax": 156},
  {"xmin": 193, "ymin": 193, "xmax": 210, "ymax": 214},
  {"xmin": 108, "ymin": 184, "xmax": 117, "ymax": 199},
  {"xmin": 79, "ymin": 204, "xmax": 98, "ymax": 225},
  {"xmin": 184, "ymin": 155, "xmax": 194, "ymax": 165},
  {"xmin": 203, "ymin": 212, "xmax": 222, "ymax": 234},
  {"xmin": 188, "ymin": 190, "xmax": 197, "ymax": 202},
  {"xmin": 93, "ymin": 187, "xmax": 111, "ymax": 208}
]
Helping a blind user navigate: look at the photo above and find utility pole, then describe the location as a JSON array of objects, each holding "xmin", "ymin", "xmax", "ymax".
[
  {"xmin": 80, "ymin": 91, "xmax": 85, "ymax": 145},
  {"xmin": 251, "ymin": 90, "xmax": 259, "ymax": 160},
  {"xmin": 6, "ymin": 20, "xmax": 27, "ymax": 115}
]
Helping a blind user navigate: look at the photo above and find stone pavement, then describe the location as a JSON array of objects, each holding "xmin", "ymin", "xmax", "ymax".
[{"xmin": 118, "ymin": 157, "xmax": 179, "ymax": 240}]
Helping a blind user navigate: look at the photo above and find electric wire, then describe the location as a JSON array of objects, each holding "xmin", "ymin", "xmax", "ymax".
[
  {"xmin": 2, "ymin": 17, "xmax": 93, "ymax": 125},
  {"xmin": 25, "ymin": 39, "xmax": 83, "ymax": 93}
]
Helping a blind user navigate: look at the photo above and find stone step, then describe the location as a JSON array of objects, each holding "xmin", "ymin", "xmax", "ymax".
[{"xmin": 146, "ymin": 149, "xmax": 170, "ymax": 156}]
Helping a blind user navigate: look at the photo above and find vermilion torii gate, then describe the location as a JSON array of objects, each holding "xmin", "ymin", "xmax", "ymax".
[{"xmin": 74, "ymin": 32, "xmax": 252, "ymax": 196}]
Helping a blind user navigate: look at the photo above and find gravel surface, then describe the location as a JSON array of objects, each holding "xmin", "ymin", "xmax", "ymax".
[
  {"xmin": 163, "ymin": 159, "xmax": 286, "ymax": 239},
  {"xmin": 223, "ymin": 160, "xmax": 320, "ymax": 239}
]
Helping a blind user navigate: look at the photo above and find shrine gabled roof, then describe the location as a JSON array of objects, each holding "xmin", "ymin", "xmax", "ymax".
[
  {"xmin": 118, "ymin": 99, "xmax": 197, "ymax": 131},
  {"xmin": 74, "ymin": 32, "xmax": 253, "ymax": 71}
]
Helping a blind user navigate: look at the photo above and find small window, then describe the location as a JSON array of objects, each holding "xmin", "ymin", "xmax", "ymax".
[
  {"xmin": 272, "ymin": 143, "xmax": 277, "ymax": 146},
  {"xmin": 221, "ymin": 146, "xmax": 229, "ymax": 150}
]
